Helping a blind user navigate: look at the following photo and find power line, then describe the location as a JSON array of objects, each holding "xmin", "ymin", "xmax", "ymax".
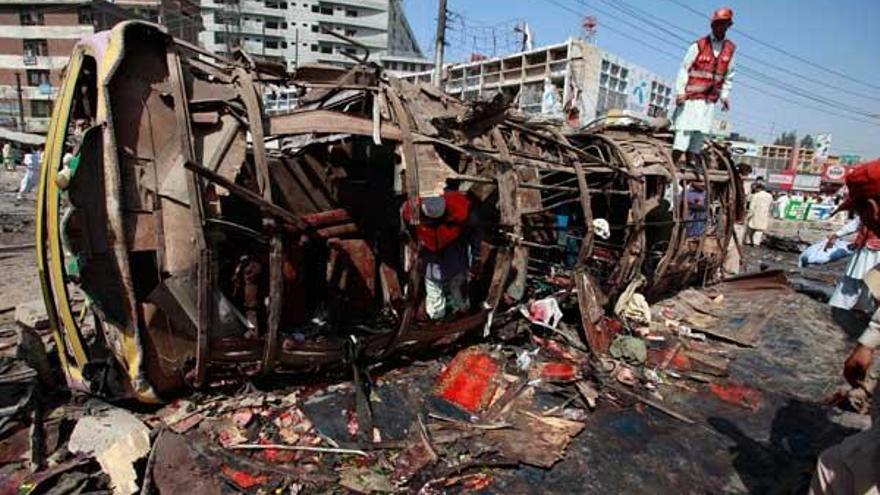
[
  {"xmin": 592, "ymin": 0, "xmax": 878, "ymax": 102},
  {"xmin": 659, "ymin": 0, "xmax": 880, "ymax": 93},
  {"xmin": 574, "ymin": 0, "xmax": 880, "ymax": 120},
  {"xmin": 541, "ymin": 0, "xmax": 880, "ymax": 155}
]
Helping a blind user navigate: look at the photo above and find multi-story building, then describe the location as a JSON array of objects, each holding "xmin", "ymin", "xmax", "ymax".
[
  {"xmin": 198, "ymin": 0, "xmax": 432, "ymax": 75},
  {"xmin": 403, "ymin": 38, "xmax": 673, "ymax": 124},
  {"xmin": 0, "ymin": 0, "xmax": 199, "ymax": 134},
  {"xmin": 728, "ymin": 141, "xmax": 820, "ymax": 174},
  {"xmin": 115, "ymin": 1, "xmax": 201, "ymax": 44},
  {"xmin": 0, "ymin": 1, "xmax": 135, "ymax": 133}
]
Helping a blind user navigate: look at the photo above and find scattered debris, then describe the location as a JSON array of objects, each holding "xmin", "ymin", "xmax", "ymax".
[
  {"xmin": 68, "ymin": 404, "xmax": 151, "ymax": 495},
  {"xmin": 14, "ymin": 300, "xmax": 48, "ymax": 330}
]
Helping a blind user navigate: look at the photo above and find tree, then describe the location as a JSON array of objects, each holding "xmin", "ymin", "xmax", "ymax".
[
  {"xmin": 773, "ymin": 131, "xmax": 797, "ymax": 147},
  {"xmin": 800, "ymin": 134, "xmax": 815, "ymax": 149},
  {"xmin": 728, "ymin": 132, "xmax": 755, "ymax": 143}
]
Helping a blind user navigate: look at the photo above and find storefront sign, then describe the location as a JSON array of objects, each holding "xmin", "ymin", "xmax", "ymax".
[
  {"xmin": 792, "ymin": 174, "xmax": 821, "ymax": 192},
  {"xmin": 727, "ymin": 140, "xmax": 760, "ymax": 157},
  {"xmin": 822, "ymin": 163, "xmax": 848, "ymax": 183},
  {"xmin": 768, "ymin": 172, "xmax": 795, "ymax": 190}
]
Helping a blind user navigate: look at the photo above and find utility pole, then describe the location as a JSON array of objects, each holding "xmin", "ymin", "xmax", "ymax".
[
  {"xmin": 431, "ymin": 0, "xmax": 447, "ymax": 88},
  {"xmin": 15, "ymin": 73, "xmax": 24, "ymax": 132},
  {"xmin": 294, "ymin": 27, "xmax": 299, "ymax": 69}
]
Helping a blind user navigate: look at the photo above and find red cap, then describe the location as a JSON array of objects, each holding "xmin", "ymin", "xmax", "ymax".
[
  {"xmin": 712, "ymin": 7, "xmax": 734, "ymax": 23},
  {"xmin": 834, "ymin": 159, "xmax": 880, "ymax": 213}
]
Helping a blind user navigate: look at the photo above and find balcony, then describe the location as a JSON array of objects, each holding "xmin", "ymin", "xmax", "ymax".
[{"xmin": 23, "ymin": 54, "xmax": 37, "ymax": 66}]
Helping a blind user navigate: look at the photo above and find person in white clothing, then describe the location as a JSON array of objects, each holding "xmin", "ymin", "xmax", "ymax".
[
  {"xmin": 671, "ymin": 7, "xmax": 736, "ymax": 170},
  {"xmin": 16, "ymin": 147, "xmax": 40, "ymax": 201},
  {"xmin": 827, "ymin": 215, "xmax": 880, "ymax": 314},
  {"xmin": 745, "ymin": 183, "xmax": 773, "ymax": 246}
]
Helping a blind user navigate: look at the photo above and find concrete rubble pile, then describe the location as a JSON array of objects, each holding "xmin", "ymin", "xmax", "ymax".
[{"xmin": 1, "ymin": 20, "xmax": 816, "ymax": 494}]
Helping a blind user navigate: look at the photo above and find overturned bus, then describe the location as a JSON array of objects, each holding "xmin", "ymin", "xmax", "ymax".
[{"xmin": 37, "ymin": 22, "xmax": 744, "ymax": 402}]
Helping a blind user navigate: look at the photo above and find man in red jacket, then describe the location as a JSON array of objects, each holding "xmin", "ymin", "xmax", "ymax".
[
  {"xmin": 811, "ymin": 160, "xmax": 880, "ymax": 494},
  {"xmin": 671, "ymin": 7, "xmax": 736, "ymax": 170},
  {"xmin": 401, "ymin": 192, "xmax": 482, "ymax": 320}
]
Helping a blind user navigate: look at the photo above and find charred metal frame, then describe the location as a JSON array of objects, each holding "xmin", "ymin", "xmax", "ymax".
[{"xmin": 37, "ymin": 22, "xmax": 744, "ymax": 401}]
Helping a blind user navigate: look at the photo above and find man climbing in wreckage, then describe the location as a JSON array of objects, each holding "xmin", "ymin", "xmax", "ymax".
[
  {"xmin": 401, "ymin": 190, "xmax": 482, "ymax": 320},
  {"xmin": 810, "ymin": 159, "xmax": 880, "ymax": 495}
]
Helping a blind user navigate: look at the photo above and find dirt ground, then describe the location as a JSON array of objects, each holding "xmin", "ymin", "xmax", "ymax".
[{"xmin": 0, "ymin": 167, "xmax": 40, "ymax": 311}]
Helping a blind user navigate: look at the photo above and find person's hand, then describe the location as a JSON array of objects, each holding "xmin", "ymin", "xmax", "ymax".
[
  {"xmin": 844, "ymin": 344, "xmax": 874, "ymax": 387},
  {"xmin": 676, "ymin": 94, "xmax": 686, "ymax": 105},
  {"xmin": 721, "ymin": 98, "xmax": 730, "ymax": 111},
  {"xmin": 824, "ymin": 233, "xmax": 838, "ymax": 251}
]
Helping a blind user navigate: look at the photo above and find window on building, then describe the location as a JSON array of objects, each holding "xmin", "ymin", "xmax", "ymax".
[
  {"xmin": 265, "ymin": 0, "xmax": 287, "ymax": 8},
  {"xmin": 320, "ymin": 6, "xmax": 333, "ymax": 15},
  {"xmin": 19, "ymin": 9, "xmax": 44, "ymax": 26},
  {"xmin": 265, "ymin": 40, "xmax": 278, "ymax": 49},
  {"xmin": 311, "ymin": 25, "xmax": 319, "ymax": 32},
  {"xmin": 30, "ymin": 100, "xmax": 51, "ymax": 118},
  {"xmin": 310, "ymin": 44, "xmax": 318, "ymax": 52},
  {"xmin": 320, "ymin": 45, "xmax": 332, "ymax": 54},
  {"xmin": 345, "ymin": 9, "xmax": 358, "ymax": 17},
  {"xmin": 23, "ymin": 39, "xmax": 48, "ymax": 57},
  {"xmin": 311, "ymin": 5, "xmax": 319, "ymax": 12},
  {"xmin": 77, "ymin": 6, "xmax": 93, "ymax": 25},
  {"xmin": 215, "ymin": 11, "xmax": 239, "ymax": 25},
  {"xmin": 26, "ymin": 70, "xmax": 50, "ymax": 87},
  {"xmin": 345, "ymin": 29, "xmax": 356, "ymax": 36}
]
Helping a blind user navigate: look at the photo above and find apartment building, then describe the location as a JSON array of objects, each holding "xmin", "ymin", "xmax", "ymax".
[
  {"xmin": 403, "ymin": 38, "xmax": 672, "ymax": 125},
  {"xmin": 198, "ymin": 0, "xmax": 432, "ymax": 74},
  {"xmin": 0, "ymin": 1, "xmax": 135, "ymax": 133},
  {"xmin": 0, "ymin": 0, "xmax": 199, "ymax": 134},
  {"xmin": 115, "ymin": 0, "xmax": 201, "ymax": 44}
]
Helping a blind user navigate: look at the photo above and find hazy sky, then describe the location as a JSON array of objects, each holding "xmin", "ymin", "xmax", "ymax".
[{"xmin": 401, "ymin": 0, "xmax": 880, "ymax": 159}]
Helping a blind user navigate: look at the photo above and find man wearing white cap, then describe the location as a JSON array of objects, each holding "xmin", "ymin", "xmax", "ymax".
[{"xmin": 401, "ymin": 192, "xmax": 481, "ymax": 320}]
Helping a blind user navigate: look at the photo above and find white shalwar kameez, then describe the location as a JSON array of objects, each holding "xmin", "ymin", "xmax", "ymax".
[
  {"xmin": 671, "ymin": 35, "xmax": 736, "ymax": 153},
  {"xmin": 829, "ymin": 216, "xmax": 880, "ymax": 313}
]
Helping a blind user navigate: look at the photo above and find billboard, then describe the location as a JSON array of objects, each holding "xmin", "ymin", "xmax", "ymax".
[
  {"xmin": 840, "ymin": 154, "xmax": 862, "ymax": 165},
  {"xmin": 768, "ymin": 171, "xmax": 795, "ymax": 190},
  {"xmin": 792, "ymin": 174, "xmax": 821, "ymax": 192},
  {"xmin": 822, "ymin": 163, "xmax": 848, "ymax": 183},
  {"xmin": 727, "ymin": 140, "xmax": 761, "ymax": 157},
  {"xmin": 814, "ymin": 133, "xmax": 832, "ymax": 160}
]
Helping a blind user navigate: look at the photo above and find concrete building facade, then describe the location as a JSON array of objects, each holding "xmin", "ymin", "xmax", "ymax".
[
  {"xmin": 404, "ymin": 38, "xmax": 673, "ymax": 126},
  {"xmin": 198, "ymin": 0, "xmax": 432, "ymax": 74},
  {"xmin": 0, "ymin": 0, "xmax": 198, "ymax": 134},
  {"xmin": 0, "ymin": 1, "xmax": 135, "ymax": 134}
]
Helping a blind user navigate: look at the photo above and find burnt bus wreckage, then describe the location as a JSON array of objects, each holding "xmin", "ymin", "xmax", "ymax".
[{"xmin": 37, "ymin": 22, "xmax": 745, "ymax": 402}]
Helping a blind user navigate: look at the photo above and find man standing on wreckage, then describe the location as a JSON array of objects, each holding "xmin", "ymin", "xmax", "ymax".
[
  {"xmin": 671, "ymin": 7, "xmax": 736, "ymax": 170},
  {"xmin": 811, "ymin": 159, "xmax": 880, "ymax": 494}
]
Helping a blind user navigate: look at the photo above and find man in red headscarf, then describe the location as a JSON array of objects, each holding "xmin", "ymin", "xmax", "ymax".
[
  {"xmin": 810, "ymin": 159, "xmax": 880, "ymax": 494},
  {"xmin": 671, "ymin": 7, "xmax": 736, "ymax": 170}
]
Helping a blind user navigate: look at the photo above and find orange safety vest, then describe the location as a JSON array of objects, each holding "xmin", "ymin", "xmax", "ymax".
[
  {"xmin": 401, "ymin": 192, "xmax": 471, "ymax": 252},
  {"xmin": 684, "ymin": 36, "xmax": 736, "ymax": 103}
]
